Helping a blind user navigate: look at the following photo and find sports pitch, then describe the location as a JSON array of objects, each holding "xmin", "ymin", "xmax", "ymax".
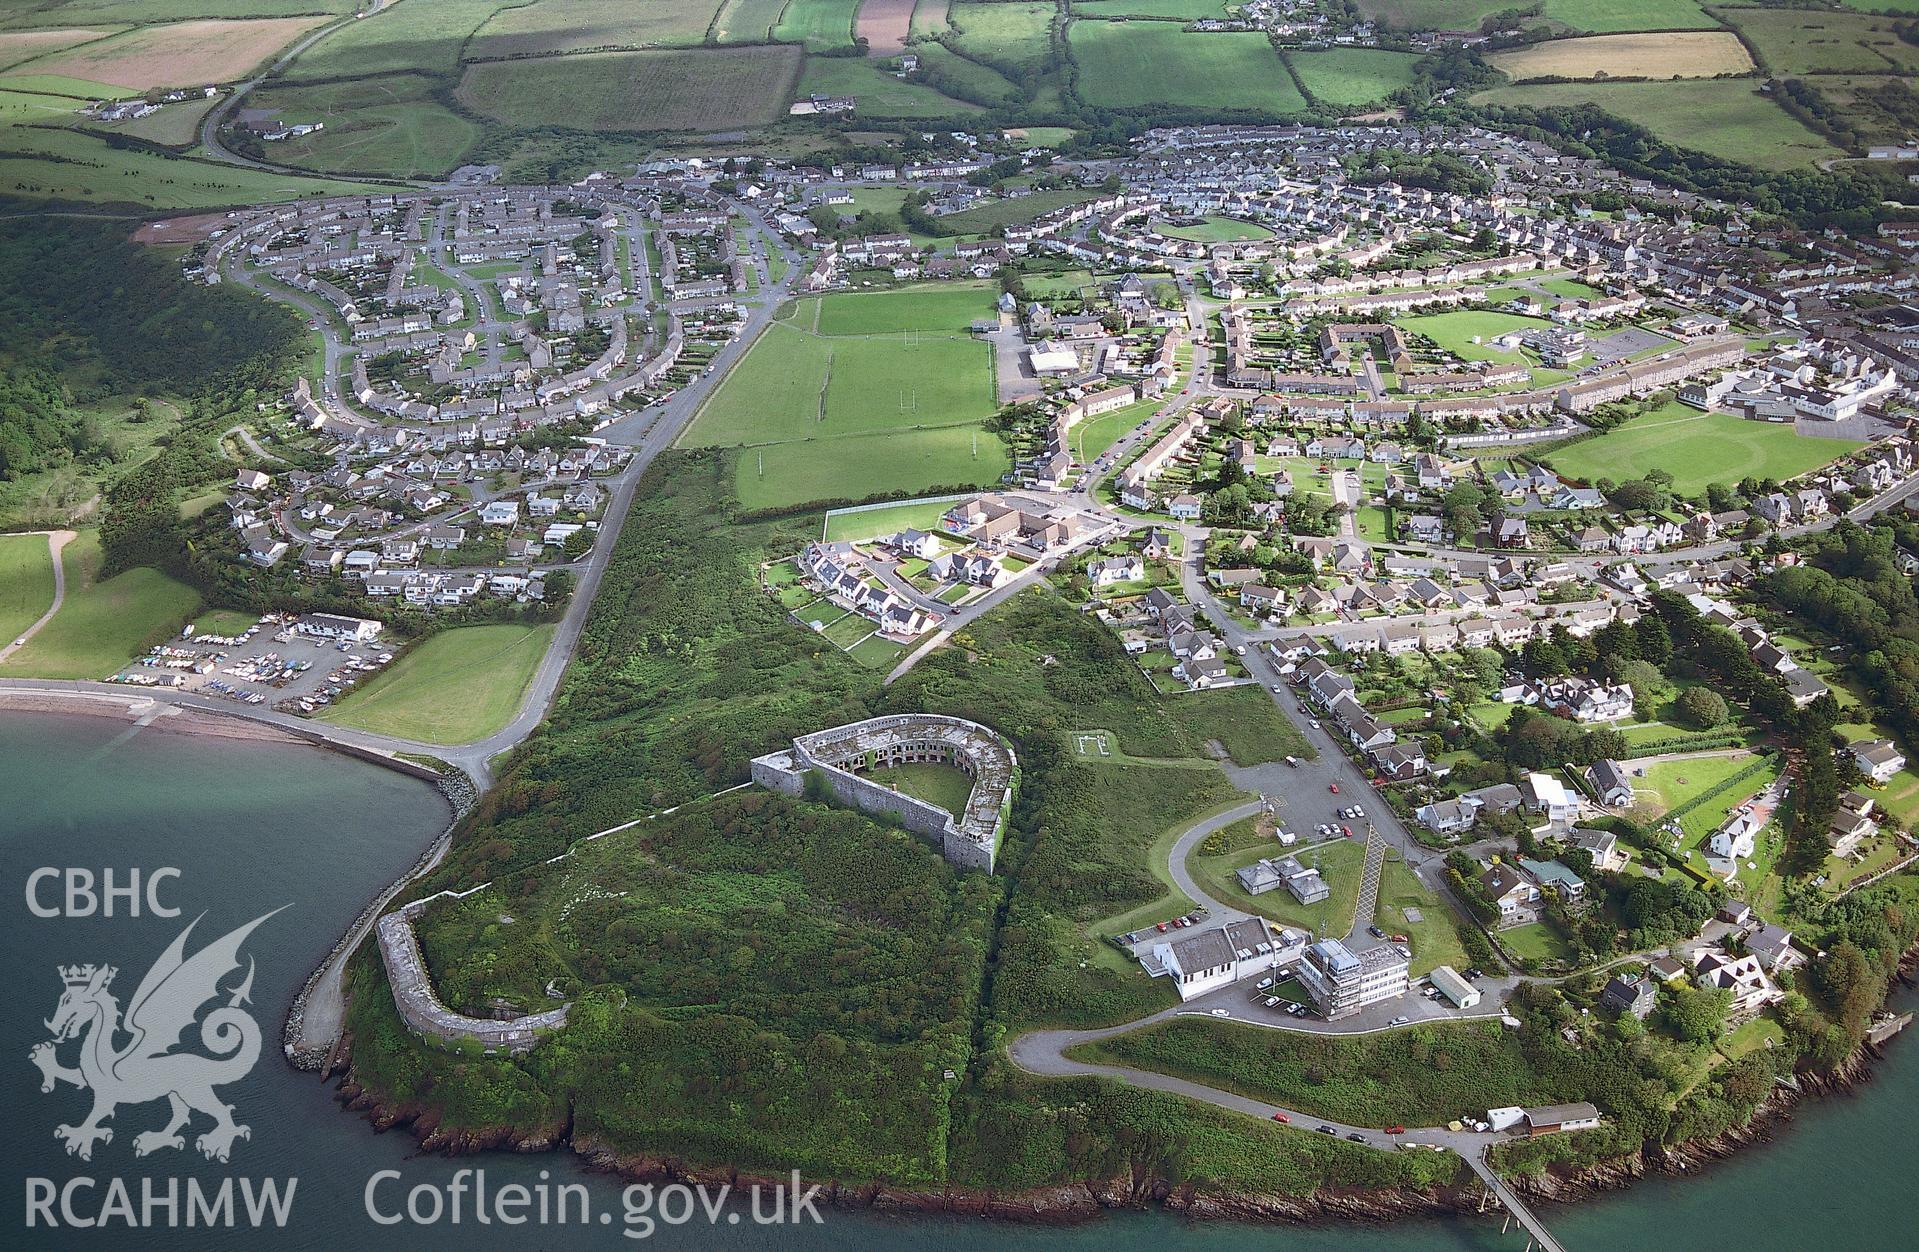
[
  {"xmin": 680, "ymin": 284, "xmax": 1009, "ymax": 509},
  {"xmin": 1547, "ymin": 404, "xmax": 1865, "ymax": 496}
]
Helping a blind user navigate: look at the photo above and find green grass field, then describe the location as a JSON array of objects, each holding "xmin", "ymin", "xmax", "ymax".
[
  {"xmin": 714, "ymin": 0, "xmax": 788, "ymax": 41},
  {"xmin": 732, "ymin": 425, "xmax": 1009, "ymax": 510},
  {"xmin": 813, "ymin": 281, "xmax": 998, "ymax": 335},
  {"xmin": 466, "ymin": 0, "xmax": 723, "ymax": 58},
  {"xmin": 1, "ymin": 532, "xmax": 200, "ymax": 679},
  {"xmin": 0, "ymin": 114, "xmax": 384, "ymax": 205},
  {"xmin": 248, "ymin": 73, "xmax": 477, "ymax": 178},
  {"xmin": 1068, "ymin": 22, "xmax": 1306, "ymax": 113},
  {"xmin": 796, "ymin": 54, "xmax": 983, "ymax": 116},
  {"xmin": 276, "ymin": 0, "xmax": 500, "ymax": 81},
  {"xmin": 1289, "ymin": 47, "xmax": 1423, "ymax": 106},
  {"xmin": 1714, "ymin": 7, "xmax": 1919, "ymax": 76},
  {"xmin": 1190, "ymin": 836, "xmax": 1367, "ymax": 935},
  {"xmin": 948, "ymin": 1, "xmax": 1055, "ymax": 74},
  {"xmin": 1072, "ymin": 396, "xmax": 1162, "ymax": 462},
  {"xmin": 1072, "ymin": 0, "xmax": 1231, "ymax": 16},
  {"xmin": 866, "ymin": 761, "xmax": 976, "ymax": 813},
  {"xmin": 928, "ymin": 188, "xmax": 1099, "ymax": 235},
  {"xmin": 820, "ymin": 497, "xmax": 958, "ymax": 541},
  {"xmin": 320, "ymin": 623, "xmax": 555, "ymax": 744},
  {"xmin": 1154, "ymin": 214, "xmax": 1270, "ymax": 243},
  {"xmin": 1359, "ymin": 0, "xmax": 1713, "ymax": 31},
  {"xmin": 1, "ymin": 0, "xmax": 355, "ymax": 23},
  {"xmin": 1473, "ymin": 78, "xmax": 1841, "ymax": 171},
  {"xmin": 1631, "ymin": 752, "xmax": 1758, "ymax": 814},
  {"xmin": 684, "ymin": 286, "xmax": 1003, "ymax": 490},
  {"xmin": 0, "ymin": 532, "xmax": 55, "ymax": 645},
  {"xmin": 87, "ymin": 90, "xmax": 217, "ymax": 146},
  {"xmin": 1397, "ymin": 308, "xmax": 1553, "ymax": 362},
  {"xmin": 774, "ymin": 0, "xmax": 861, "ymax": 48},
  {"xmin": 1499, "ymin": 921, "xmax": 1573, "ymax": 963},
  {"xmin": 456, "ymin": 44, "xmax": 801, "ymax": 132},
  {"xmin": 1547, "ymin": 403, "xmax": 1863, "ymax": 495}
]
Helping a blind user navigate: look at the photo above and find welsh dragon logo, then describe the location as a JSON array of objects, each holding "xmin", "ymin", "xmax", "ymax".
[{"xmin": 29, "ymin": 909, "xmax": 284, "ymax": 1163}]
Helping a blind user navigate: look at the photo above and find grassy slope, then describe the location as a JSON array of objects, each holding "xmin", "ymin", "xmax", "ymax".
[
  {"xmin": 1, "ymin": 532, "xmax": 200, "ymax": 678},
  {"xmin": 0, "ymin": 531, "xmax": 55, "ymax": 643}
]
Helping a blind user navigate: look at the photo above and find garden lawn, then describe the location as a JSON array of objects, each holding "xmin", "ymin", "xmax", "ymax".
[
  {"xmin": 1499, "ymin": 921, "xmax": 1573, "ymax": 963},
  {"xmin": 320, "ymin": 623, "xmax": 555, "ymax": 744},
  {"xmin": 1, "ymin": 532, "xmax": 199, "ymax": 678},
  {"xmin": 1190, "ymin": 837, "xmax": 1366, "ymax": 935},
  {"xmin": 1631, "ymin": 752, "xmax": 1759, "ymax": 814},
  {"xmin": 1547, "ymin": 403, "xmax": 1862, "ymax": 496},
  {"xmin": 0, "ymin": 532, "xmax": 55, "ymax": 645}
]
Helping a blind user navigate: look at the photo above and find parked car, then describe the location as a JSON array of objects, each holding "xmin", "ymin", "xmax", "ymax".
[
  {"xmin": 1385, "ymin": 1125, "xmax": 1406, "ymax": 1135},
  {"xmin": 1271, "ymin": 1112, "xmax": 1290, "ymax": 1123},
  {"xmin": 1328, "ymin": 782, "xmax": 1339, "ymax": 794},
  {"xmin": 1210, "ymin": 1008, "xmax": 1230, "ymax": 1018},
  {"xmin": 1368, "ymin": 925, "xmax": 1385, "ymax": 939}
]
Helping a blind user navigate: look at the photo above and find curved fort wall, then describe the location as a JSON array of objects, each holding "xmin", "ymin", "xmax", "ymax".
[
  {"xmin": 752, "ymin": 714, "xmax": 1015, "ymax": 873},
  {"xmin": 376, "ymin": 892, "xmax": 568, "ymax": 1054}
]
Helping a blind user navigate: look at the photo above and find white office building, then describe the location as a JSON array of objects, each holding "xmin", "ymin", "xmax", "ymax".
[{"xmin": 1296, "ymin": 938, "xmax": 1409, "ymax": 1020}]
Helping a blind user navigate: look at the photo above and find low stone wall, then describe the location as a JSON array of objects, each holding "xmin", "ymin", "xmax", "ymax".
[{"xmin": 377, "ymin": 894, "xmax": 567, "ymax": 1055}]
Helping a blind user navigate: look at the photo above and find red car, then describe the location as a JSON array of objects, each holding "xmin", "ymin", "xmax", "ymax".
[
  {"xmin": 1329, "ymin": 783, "xmax": 1339, "ymax": 794},
  {"xmin": 1155, "ymin": 921, "xmax": 1168, "ymax": 932},
  {"xmin": 1385, "ymin": 1125, "xmax": 1405, "ymax": 1135},
  {"xmin": 1342, "ymin": 825, "xmax": 1353, "ymax": 838},
  {"xmin": 1271, "ymin": 1112, "xmax": 1290, "ymax": 1123}
]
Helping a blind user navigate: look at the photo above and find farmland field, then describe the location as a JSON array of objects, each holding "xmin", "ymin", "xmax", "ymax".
[
  {"xmin": 856, "ymin": 0, "xmax": 916, "ymax": 54},
  {"xmin": 0, "ymin": 120, "xmax": 381, "ymax": 206},
  {"xmin": 948, "ymin": 1, "xmax": 1055, "ymax": 74},
  {"xmin": 466, "ymin": 0, "xmax": 724, "ymax": 59},
  {"xmin": 21, "ymin": 16, "xmax": 326, "ymax": 89},
  {"xmin": 1289, "ymin": 47, "xmax": 1423, "ymax": 106},
  {"xmin": 276, "ymin": 0, "xmax": 502, "ymax": 81},
  {"xmin": 249, "ymin": 74, "xmax": 478, "ymax": 177},
  {"xmin": 0, "ymin": 533, "xmax": 200, "ymax": 679},
  {"xmin": 456, "ymin": 45, "xmax": 802, "ymax": 132},
  {"xmin": 1711, "ymin": 7, "xmax": 1919, "ymax": 75},
  {"xmin": 84, "ymin": 88, "xmax": 218, "ymax": 145},
  {"xmin": 797, "ymin": 54, "xmax": 983, "ymax": 115},
  {"xmin": 713, "ymin": 0, "xmax": 789, "ymax": 42},
  {"xmin": 0, "ymin": 0, "xmax": 353, "ymax": 21},
  {"xmin": 1473, "ymin": 78, "xmax": 1842, "ymax": 170},
  {"xmin": 0, "ymin": 26, "xmax": 116, "ymax": 70},
  {"xmin": 1547, "ymin": 403, "xmax": 1864, "ymax": 496},
  {"xmin": 775, "ymin": 0, "xmax": 862, "ymax": 48},
  {"xmin": 821, "ymin": 496, "xmax": 959, "ymax": 541},
  {"xmin": 1072, "ymin": 0, "xmax": 1230, "ymax": 16},
  {"xmin": 1358, "ymin": 0, "xmax": 1715, "ymax": 31},
  {"xmin": 321, "ymin": 623, "xmax": 555, "ymax": 744},
  {"xmin": 1489, "ymin": 31, "xmax": 1753, "ymax": 80},
  {"xmin": 1068, "ymin": 22, "xmax": 1306, "ymax": 113}
]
